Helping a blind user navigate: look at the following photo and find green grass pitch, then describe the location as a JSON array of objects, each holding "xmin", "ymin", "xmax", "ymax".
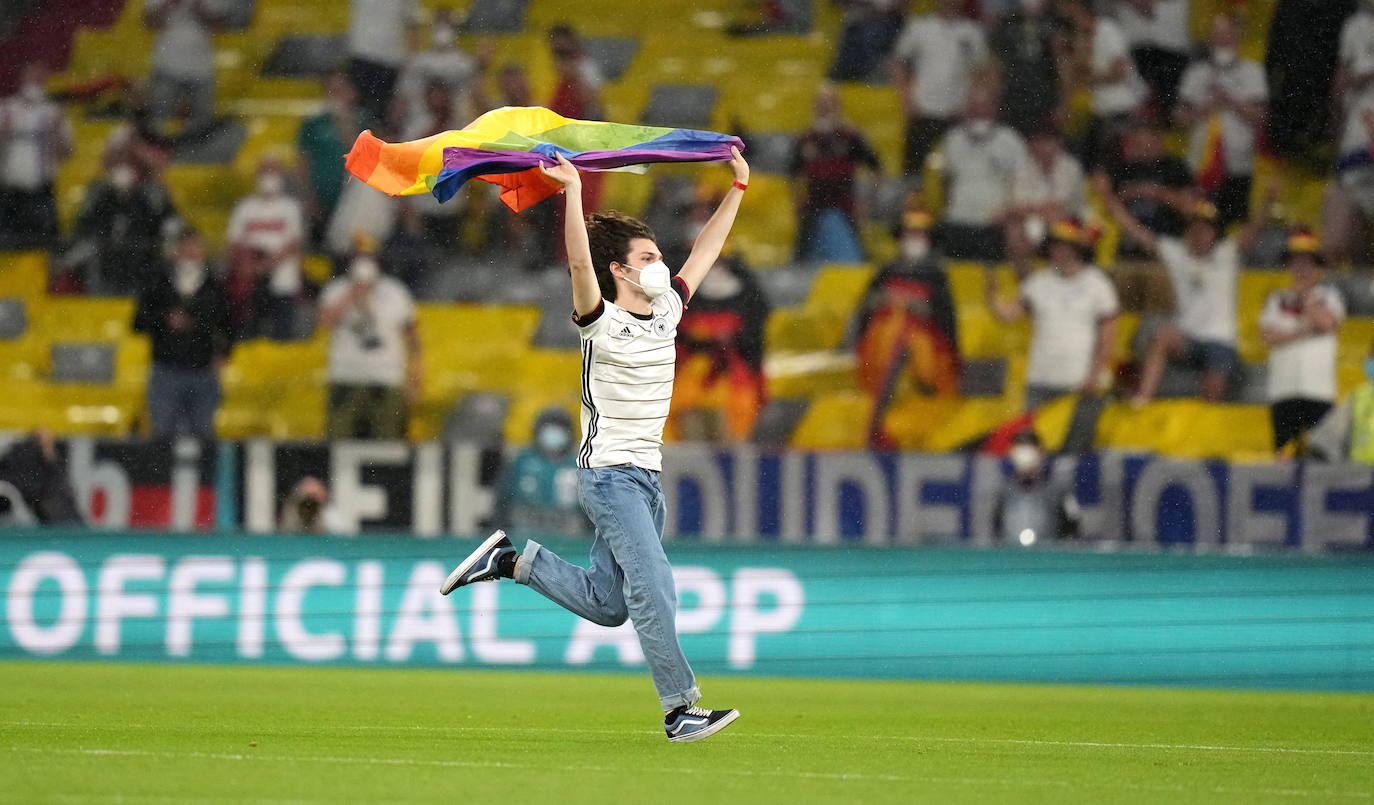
[{"xmin": 3, "ymin": 662, "xmax": 1372, "ymax": 803}]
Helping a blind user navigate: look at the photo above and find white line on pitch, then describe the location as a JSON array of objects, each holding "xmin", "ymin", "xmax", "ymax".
[
  {"xmin": 7, "ymin": 720, "xmax": 1374, "ymax": 758},
  {"xmin": 7, "ymin": 746, "xmax": 1370, "ymax": 800}
]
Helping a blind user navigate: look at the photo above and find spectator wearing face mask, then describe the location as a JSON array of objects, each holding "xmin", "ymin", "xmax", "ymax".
[
  {"xmin": 1006, "ymin": 125, "xmax": 1089, "ymax": 275},
  {"xmin": 144, "ymin": 0, "xmax": 226, "ymax": 140},
  {"xmin": 1115, "ymin": 0, "xmax": 1191, "ymax": 119},
  {"xmin": 398, "ymin": 11, "xmax": 485, "ymax": 121},
  {"xmin": 496, "ymin": 407, "xmax": 589, "ymax": 536},
  {"xmin": 65, "ymin": 160, "xmax": 179, "ymax": 295},
  {"xmin": 936, "ymin": 83, "xmax": 1029, "ymax": 263},
  {"xmin": 1174, "ymin": 15, "xmax": 1267, "ymax": 228},
  {"xmin": 347, "ymin": 0, "xmax": 420, "ymax": 122},
  {"xmin": 1106, "ymin": 187, "xmax": 1274, "ymax": 406},
  {"xmin": 1059, "ymin": 0, "xmax": 1146, "ymax": 171},
  {"xmin": 133, "ymin": 228, "xmax": 233, "ymax": 439},
  {"xmin": 991, "ymin": 429, "xmax": 1080, "ymax": 544},
  {"xmin": 1260, "ymin": 230, "xmax": 1345, "ymax": 454},
  {"xmin": 278, "ymin": 476, "xmax": 348, "ymax": 534},
  {"xmin": 226, "ymin": 156, "xmax": 306, "ymax": 340},
  {"xmin": 318, "ymin": 253, "xmax": 422, "ymax": 439},
  {"xmin": 986, "ymin": 218, "xmax": 1119, "ymax": 411},
  {"xmin": 852, "ymin": 209, "xmax": 961, "ymax": 448},
  {"xmin": 0, "ymin": 62, "xmax": 72, "ymax": 250},
  {"xmin": 789, "ymin": 85, "xmax": 882, "ymax": 262},
  {"xmin": 891, "ymin": 0, "xmax": 989, "ymax": 177},
  {"xmin": 669, "ymin": 256, "xmax": 771, "ymax": 443}
]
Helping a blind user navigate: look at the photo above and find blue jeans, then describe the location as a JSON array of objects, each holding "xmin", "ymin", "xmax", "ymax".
[
  {"xmin": 515, "ymin": 464, "xmax": 699, "ymax": 710},
  {"xmin": 147, "ymin": 363, "xmax": 220, "ymax": 439}
]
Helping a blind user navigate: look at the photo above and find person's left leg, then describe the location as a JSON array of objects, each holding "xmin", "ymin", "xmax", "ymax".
[
  {"xmin": 184, "ymin": 367, "xmax": 221, "ymax": 439},
  {"xmin": 1197, "ymin": 342, "xmax": 1239, "ymax": 403},
  {"xmin": 368, "ymin": 385, "xmax": 409, "ymax": 440},
  {"xmin": 578, "ymin": 465, "xmax": 699, "ymax": 711}
]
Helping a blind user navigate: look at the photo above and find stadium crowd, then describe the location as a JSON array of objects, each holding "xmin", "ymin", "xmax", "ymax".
[{"xmin": 2, "ymin": 0, "xmax": 1374, "ymax": 536}]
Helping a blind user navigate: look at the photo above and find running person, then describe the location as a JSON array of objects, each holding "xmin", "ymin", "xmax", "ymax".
[{"xmin": 440, "ymin": 147, "xmax": 751, "ymax": 743}]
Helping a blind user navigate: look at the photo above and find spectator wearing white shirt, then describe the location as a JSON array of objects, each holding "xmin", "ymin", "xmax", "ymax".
[
  {"xmin": 348, "ymin": 0, "xmax": 420, "ymax": 122},
  {"xmin": 937, "ymin": 84, "xmax": 1029, "ymax": 263},
  {"xmin": 1006, "ymin": 125, "xmax": 1088, "ymax": 274},
  {"xmin": 318, "ymin": 253, "xmax": 422, "ymax": 440},
  {"xmin": 1060, "ymin": 0, "xmax": 1146, "ymax": 170},
  {"xmin": 987, "ymin": 218, "xmax": 1120, "ymax": 410},
  {"xmin": 1174, "ymin": 15, "xmax": 1267, "ymax": 227},
  {"xmin": 1260, "ymin": 231, "xmax": 1345, "ymax": 453},
  {"xmin": 226, "ymin": 156, "xmax": 306, "ymax": 340},
  {"xmin": 397, "ymin": 11, "xmax": 485, "ymax": 124},
  {"xmin": 144, "ymin": 0, "xmax": 225, "ymax": 139},
  {"xmin": 1115, "ymin": 0, "xmax": 1191, "ymax": 117},
  {"xmin": 1106, "ymin": 186, "xmax": 1272, "ymax": 406},
  {"xmin": 892, "ymin": 0, "xmax": 988, "ymax": 177},
  {"xmin": 1324, "ymin": 0, "xmax": 1374, "ymax": 265},
  {"xmin": 0, "ymin": 62, "xmax": 71, "ymax": 250}
]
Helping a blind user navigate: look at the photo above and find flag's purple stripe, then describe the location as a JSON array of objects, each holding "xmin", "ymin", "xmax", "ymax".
[{"xmin": 430, "ymin": 138, "xmax": 742, "ymax": 202}]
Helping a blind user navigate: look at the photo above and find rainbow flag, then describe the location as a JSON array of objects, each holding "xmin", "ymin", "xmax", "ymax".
[{"xmin": 344, "ymin": 106, "xmax": 744, "ymax": 212}]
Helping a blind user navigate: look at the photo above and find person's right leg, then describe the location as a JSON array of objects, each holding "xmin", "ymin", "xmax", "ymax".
[
  {"xmin": 1133, "ymin": 325, "xmax": 1183, "ymax": 405},
  {"xmin": 184, "ymin": 367, "xmax": 221, "ymax": 439},
  {"xmin": 146, "ymin": 364, "xmax": 180, "ymax": 439},
  {"xmin": 556, "ymin": 465, "xmax": 699, "ymax": 711}
]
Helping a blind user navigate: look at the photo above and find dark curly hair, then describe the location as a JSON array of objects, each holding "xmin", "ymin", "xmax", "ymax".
[{"xmin": 585, "ymin": 211, "xmax": 656, "ymax": 302}]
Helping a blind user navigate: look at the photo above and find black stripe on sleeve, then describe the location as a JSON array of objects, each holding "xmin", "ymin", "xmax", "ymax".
[
  {"xmin": 672, "ymin": 276, "xmax": 691, "ymax": 306},
  {"xmin": 572, "ymin": 298, "xmax": 605, "ymax": 328}
]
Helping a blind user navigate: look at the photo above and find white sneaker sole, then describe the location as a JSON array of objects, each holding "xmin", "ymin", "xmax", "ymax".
[
  {"xmin": 668, "ymin": 709, "xmax": 740, "ymax": 743},
  {"xmin": 439, "ymin": 530, "xmax": 508, "ymax": 595}
]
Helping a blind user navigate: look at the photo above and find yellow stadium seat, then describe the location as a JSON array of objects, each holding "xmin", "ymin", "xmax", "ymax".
[
  {"xmin": 790, "ymin": 392, "xmax": 870, "ymax": 449},
  {"xmin": 34, "ymin": 297, "xmax": 135, "ymax": 341},
  {"xmin": 0, "ymin": 253, "xmax": 49, "ymax": 300},
  {"xmin": 1096, "ymin": 400, "xmax": 1273, "ymax": 460}
]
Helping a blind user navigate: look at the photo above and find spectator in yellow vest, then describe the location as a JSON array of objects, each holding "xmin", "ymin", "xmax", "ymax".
[{"xmin": 1309, "ymin": 339, "xmax": 1374, "ymax": 464}]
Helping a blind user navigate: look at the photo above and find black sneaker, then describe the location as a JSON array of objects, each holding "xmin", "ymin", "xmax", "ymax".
[
  {"xmin": 664, "ymin": 705, "xmax": 740, "ymax": 742},
  {"xmin": 439, "ymin": 530, "xmax": 515, "ymax": 595}
]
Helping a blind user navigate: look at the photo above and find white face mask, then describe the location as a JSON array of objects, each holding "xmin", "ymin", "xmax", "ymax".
[
  {"xmin": 1009, "ymin": 444, "xmax": 1043, "ymax": 475},
  {"xmin": 20, "ymin": 82, "xmax": 44, "ymax": 102},
  {"xmin": 350, "ymin": 257, "xmax": 379, "ymax": 283},
  {"xmin": 622, "ymin": 259, "xmax": 671, "ymax": 299},
  {"xmin": 536, "ymin": 425, "xmax": 571, "ymax": 454},
  {"xmin": 432, "ymin": 25, "xmax": 456, "ymax": 49},
  {"xmin": 968, "ymin": 119, "xmax": 993, "ymax": 137},
  {"xmin": 900, "ymin": 236, "xmax": 930, "ymax": 262},
  {"xmin": 257, "ymin": 172, "xmax": 284, "ymax": 196},
  {"xmin": 110, "ymin": 165, "xmax": 137, "ymax": 192},
  {"xmin": 1212, "ymin": 46, "xmax": 1237, "ymax": 67},
  {"xmin": 173, "ymin": 260, "xmax": 204, "ymax": 296}
]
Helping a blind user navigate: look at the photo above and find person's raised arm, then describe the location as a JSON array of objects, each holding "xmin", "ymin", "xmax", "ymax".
[
  {"xmin": 985, "ymin": 269, "xmax": 1028, "ymax": 323},
  {"xmin": 1097, "ymin": 172, "xmax": 1159, "ymax": 255},
  {"xmin": 539, "ymin": 154, "xmax": 601, "ymax": 318},
  {"xmin": 677, "ymin": 146, "xmax": 749, "ymax": 296}
]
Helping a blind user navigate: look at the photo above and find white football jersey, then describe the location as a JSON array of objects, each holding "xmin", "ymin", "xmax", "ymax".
[{"xmin": 573, "ymin": 280, "xmax": 689, "ymax": 471}]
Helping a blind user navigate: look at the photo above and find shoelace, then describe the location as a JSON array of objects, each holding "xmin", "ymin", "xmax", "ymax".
[{"xmin": 681, "ymin": 706, "xmax": 713, "ymax": 718}]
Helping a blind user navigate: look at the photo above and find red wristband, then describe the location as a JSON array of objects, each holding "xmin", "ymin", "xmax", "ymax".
[{"xmin": 732, "ymin": 180, "xmax": 748, "ymax": 192}]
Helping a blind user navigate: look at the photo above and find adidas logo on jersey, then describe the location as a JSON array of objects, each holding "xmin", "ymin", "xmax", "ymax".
[{"xmin": 617, "ymin": 326, "xmax": 634, "ymax": 337}]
